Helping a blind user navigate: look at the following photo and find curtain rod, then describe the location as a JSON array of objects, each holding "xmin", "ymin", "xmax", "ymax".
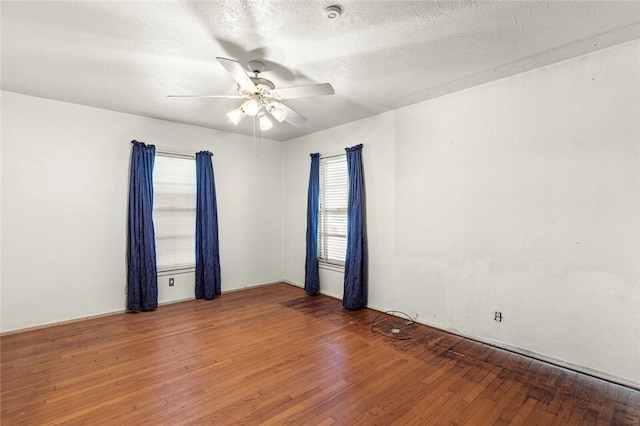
[
  {"xmin": 156, "ymin": 150, "xmax": 195, "ymax": 160},
  {"xmin": 321, "ymin": 152, "xmax": 346, "ymax": 160}
]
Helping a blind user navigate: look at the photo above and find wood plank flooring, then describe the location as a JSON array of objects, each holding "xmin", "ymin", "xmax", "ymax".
[{"xmin": 2, "ymin": 283, "xmax": 639, "ymax": 425}]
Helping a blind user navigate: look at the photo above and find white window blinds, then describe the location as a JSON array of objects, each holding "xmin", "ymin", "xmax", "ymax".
[
  {"xmin": 319, "ymin": 155, "xmax": 348, "ymax": 265},
  {"xmin": 153, "ymin": 155, "xmax": 196, "ymax": 272}
]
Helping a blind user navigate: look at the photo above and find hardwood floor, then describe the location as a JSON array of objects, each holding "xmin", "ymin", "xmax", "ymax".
[{"xmin": 2, "ymin": 283, "xmax": 639, "ymax": 425}]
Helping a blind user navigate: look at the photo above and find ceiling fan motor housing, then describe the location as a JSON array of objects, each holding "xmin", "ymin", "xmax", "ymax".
[
  {"xmin": 247, "ymin": 60, "xmax": 266, "ymax": 74},
  {"xmin": 250, "ymin": 77, "xmax": 275, "ymax": 91},
  {"xmin": 237, "ymin": 60, "xmax": 276, "ymax": 96}
]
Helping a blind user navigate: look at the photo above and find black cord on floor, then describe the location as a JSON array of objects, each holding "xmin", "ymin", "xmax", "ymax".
[{"xmin": 371, "ymin": 310, "xmax": 415, "ymax": 340}]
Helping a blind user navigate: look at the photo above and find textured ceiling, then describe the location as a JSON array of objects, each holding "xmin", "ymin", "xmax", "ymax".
[{"xmin": 2, "ymin": 1, "xmax": 639, "ymax": 141}]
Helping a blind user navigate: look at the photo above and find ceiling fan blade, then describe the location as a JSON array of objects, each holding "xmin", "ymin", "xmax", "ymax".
[
  {"xmin": 274, "ymin": 83, "xmax": 334, "ymax": 99},
  {"xmin": 270, "ymin": 101, "xmax": 308, "ymax": 127},
  {"xmin": 216, "ymin": 57, "xmax": 258, "ymax": 93},
  {"xmin": 167, "ymin": 95, "xmax": 244, "ymax": 98}
]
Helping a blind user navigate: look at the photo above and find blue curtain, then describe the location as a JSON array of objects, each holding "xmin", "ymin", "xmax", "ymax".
[
  {"xmin": 127, "ymin": 140, "xmax": 158, "ymax": 312},
  {"xmin": 343, "ymin": 144, "xmax": 367, "ymax": 310},
  {"xmin": 195, "ymin": 151, "xmax": 221, "ymax": 300},
  {"xmin": 304, "ymin": 153, "xmax": 321, "ymax": 294}
]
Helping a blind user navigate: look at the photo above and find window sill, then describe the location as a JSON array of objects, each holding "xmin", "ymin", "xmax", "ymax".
[
  {"xmin": 157, "ymin": 266, "xmax": 195, "ymax": 276},
  {"xmin": 319, "ymin": 262, "xmax": 345, "ymax": 273}
]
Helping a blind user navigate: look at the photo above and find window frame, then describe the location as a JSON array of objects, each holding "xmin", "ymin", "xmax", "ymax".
[
  {"xmin": 318, "ymin": 154, "xmax": 348, "ymax": 269},
  {"xmin": 152, "ymin": 152, "xmax": 197, "ymax": 274}
]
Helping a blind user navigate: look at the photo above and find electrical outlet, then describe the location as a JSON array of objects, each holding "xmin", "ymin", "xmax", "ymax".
[
  {"xmin": 169, "ymin": 278, "xmax": 175, "ymax": 287},
  {"xmin": 494, "ymin": 311, "xmax": 503, "ymax": 322}
]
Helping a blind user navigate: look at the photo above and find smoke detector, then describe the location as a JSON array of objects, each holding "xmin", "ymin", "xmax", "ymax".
[{"xmin": 324, "ymin": 5, "xmax": 343, "ymax": 19}]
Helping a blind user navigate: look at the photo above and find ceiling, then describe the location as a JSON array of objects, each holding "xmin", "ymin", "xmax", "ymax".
[{"xmin": 2, "ymin": 1, "xmax": 639, "ymax": 142}]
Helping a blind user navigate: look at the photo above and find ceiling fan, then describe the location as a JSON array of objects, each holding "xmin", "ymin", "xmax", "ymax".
[{"xmin": 168, "ymin": 57, "xmax": 335, "ymax": 130}]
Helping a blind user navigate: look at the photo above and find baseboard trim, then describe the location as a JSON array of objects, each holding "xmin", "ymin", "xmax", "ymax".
[
  {"xmin": 280, "ymin": 281, "xmax": 640, "ymax": 391},
  {"xmin": 488, "ymin": 337, "xmax": 639, "ymax": 391},
  {"xmin": 0, "ymin": 282, "xmax": 284, "ymax": 336},
  {"xmin": 223, "ymin": 281, "xmax": 283, "ymax": 293},
  {"xmin": 282, "ymin": 280, "xmax": 302, "ymax": 289},
  {"xmin": 414, "ymin": 317, "xmax": 640, "ymax": 391},
  {"xmin": 0, "ymin": 309, "xmax": 125, "ymax": 336},
  {"xmin": 6, "ymin": 281, "xmax": 639, "ymax": 390}
]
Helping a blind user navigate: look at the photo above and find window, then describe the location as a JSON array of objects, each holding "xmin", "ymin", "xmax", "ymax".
[
  {"xmin": 153, "ymin": 154, "xmax": 196, "ymax": 272},
  {"xmin": 318, "ymin": 154, "xmax": 348, "ymax": 266}
]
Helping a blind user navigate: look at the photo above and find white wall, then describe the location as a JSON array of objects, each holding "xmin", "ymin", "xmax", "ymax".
[
  {"xmin": 283, "ymin": 39, "xmax": 640, "ymax": 387},
  {"xmin": 2, "ymin": 39, "xmax": 638, "ymax": 388},
  {"xmin": 0, "ymin": 94, "xmax": 3, "ymax": 332},
  {"xmin": 1, "ymin": 91, "xmax": 283, "ymax": 332}
]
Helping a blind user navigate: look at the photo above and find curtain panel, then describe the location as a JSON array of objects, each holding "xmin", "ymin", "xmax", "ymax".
[
  {"xmin": 127, "ymin": 140, "xmax": 159, "ymax": 312},
  {"xmin": 304, "ymin": 153, "xmax": 321, "ymax": 294},
  {"xmin": 343, "ymin": 144, "xmax": 367, "ymax": 310},
  {"xmin": 195, "ymin": 151, "xmax": 221, "ymax": 300}
]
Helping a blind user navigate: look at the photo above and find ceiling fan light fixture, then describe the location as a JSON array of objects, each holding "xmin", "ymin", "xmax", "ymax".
[
  {"xmin": 242, "ymin": 99, "xmax": 260, "ymax": 116},
  {"xmin": 171, "ymin": 57, "xmax": 334, "ymax": 131},
  {"xmin": 226, "ymin": 106, "xmax": 245, "ymax": 125},
  {"xmin": 268, "ymin": 104, "xmax": 287, "ymax": 123},
  {"xmin": 258, "ymin": 112, "xmax": 273, "ymax": 131}
]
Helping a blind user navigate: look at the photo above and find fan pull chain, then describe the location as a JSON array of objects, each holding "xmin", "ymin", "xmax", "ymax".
[{"xmin": 252, "ymin": 115, "xmax": 256, "ymax": 149}]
